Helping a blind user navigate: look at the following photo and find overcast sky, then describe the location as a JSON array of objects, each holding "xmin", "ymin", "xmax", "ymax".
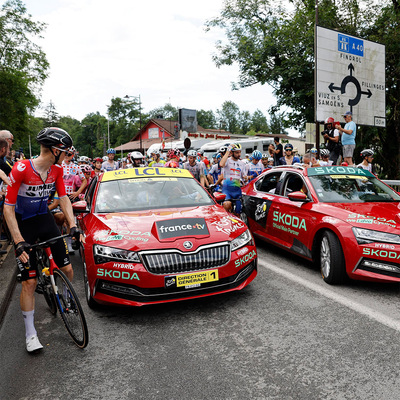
[{"xmin": 22, "ymin": 0, "xmax": 279, "ymax": 125}]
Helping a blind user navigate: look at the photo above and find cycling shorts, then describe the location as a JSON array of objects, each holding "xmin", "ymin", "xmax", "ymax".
[
  {"xmin": 15, "ymin": 212, "xmax": 71, "ymax": 281},
  {"xmin": 222, "ymin": 186, "xmax": 242, "ymax": 213}
]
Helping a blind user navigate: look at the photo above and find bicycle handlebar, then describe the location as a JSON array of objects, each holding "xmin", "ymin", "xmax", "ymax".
[{"xmin": 29, "ymin": 234, "xmax": 71, "ymax": 250}]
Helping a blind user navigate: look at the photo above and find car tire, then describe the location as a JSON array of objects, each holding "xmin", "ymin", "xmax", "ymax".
[
  {"xmin": 319, "ymin": 231, "xmax": 346, "ymax": 284},
  {"xmin": 83, "ymin": 260, "xmax": 99, "ymax": 309}
]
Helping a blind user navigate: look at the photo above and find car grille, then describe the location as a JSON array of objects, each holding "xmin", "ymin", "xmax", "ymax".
[{"xmin": 140, "ymin": 243, "xmax": 231, "ymax": 274}]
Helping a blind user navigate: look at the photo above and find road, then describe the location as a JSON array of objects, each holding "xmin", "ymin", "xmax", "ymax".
[{"xmin": 1, "ymin": 240, "xmax": 400, "ymax": 400}]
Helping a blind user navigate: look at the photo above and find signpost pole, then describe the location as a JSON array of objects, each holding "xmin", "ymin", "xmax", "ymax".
[{"xmin": 315, "ymin": 0, "xmax": 320, "ymax": 155}]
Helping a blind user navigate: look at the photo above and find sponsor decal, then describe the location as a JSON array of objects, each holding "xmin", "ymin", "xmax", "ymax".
[
  {"xmin": 255, "ymin": 202, "xmax": 268, "ymax": 221},
  {"xmin": 374, "ymin": 243, "xmax": 395, "ymax": 250},
  {"xmin": 237, "ymin": 246, "xmax": 249, "ymax": 256},
  {"xmin": 346, "ymin": 213, "xmax": 397, "ymax": 228},
  {"xmin": 210, "ymin": 216, "xmax": 244, "ymax": 235},
  {"xmin": 235, "ymin": 250, "xmax": 257, "ymax": 268},
  {"xmin": 272, "ymin": 211, "xmax": 307, "ymax": 234},
  {"xmin": 17, "ymin": 162, "xmax": 26, "ymax": 172},
  {"xmin": 102, "ymin": 167, "xmax": 192, "ymax": 182},
  {"xmin": 97, "ymin": 268, "xmax": 140, "ymax": 280},
  {"xmin": 309, "ymin": 166, "xmax": 372, "ymax": 177},
  {"xmin": 363, "ymin": 248, "xmax": 400, "ymax": 260},
  {"xmin": 112, "ymin": 263, "xmax": 136, "ymax": 270},
  {"xmin": 95, "ymin": 229, "xmax": 151, "ymax": 243},
  {"xmin": 165, "ymin": 270, "xmax": 218, "ymax": 288},
  {"xmin": 156, "ymin": 218, "xmax": 209, "ymax": 239}
]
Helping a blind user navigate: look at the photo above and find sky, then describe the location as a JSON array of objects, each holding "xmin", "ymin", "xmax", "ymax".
[{"xmin": 22, "ymin": 0, "xmax": 279, "ymax": 125}]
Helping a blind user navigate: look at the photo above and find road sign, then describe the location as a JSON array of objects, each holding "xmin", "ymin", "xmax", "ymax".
[{"xmin": 316, "ymin": 26, "xmax": 386, "ymax": 127}]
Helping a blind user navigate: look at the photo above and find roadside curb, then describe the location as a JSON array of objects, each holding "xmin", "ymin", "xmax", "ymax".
[{"xmin": 0, "ymin": 246, "xmax": 16, "ymax": 327}]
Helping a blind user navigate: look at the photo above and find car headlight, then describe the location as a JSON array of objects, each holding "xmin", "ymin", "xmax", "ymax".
[
  {"xmin": 93, "ymin": 244, "xmax": 140, "ymax": 264},
  {"xmin": 352, "ymin": 227, "xmax": 400, "ymax": 245},
  {"xmin": 231, "ymin": 229, "xmax": 252, "ymax": 251}
]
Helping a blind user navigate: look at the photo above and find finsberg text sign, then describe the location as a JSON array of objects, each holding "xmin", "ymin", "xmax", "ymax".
[{"xmin": 316, "ymin": 26, "xmax": 386, "ymax": 127}]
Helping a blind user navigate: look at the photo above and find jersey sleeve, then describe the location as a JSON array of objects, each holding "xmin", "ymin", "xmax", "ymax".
[
  {"xmin": 4, "ymin": 160, "xmax": 29, "ymax": 206},
  {"xmin": 54, "ymin": 165, "xmax": 67, "ymax": 197}
]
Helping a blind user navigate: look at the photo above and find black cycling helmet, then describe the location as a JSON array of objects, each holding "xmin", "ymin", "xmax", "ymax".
[{"xmin": 37, "ymin": 127, "xmax": 73, "ymax": 150}]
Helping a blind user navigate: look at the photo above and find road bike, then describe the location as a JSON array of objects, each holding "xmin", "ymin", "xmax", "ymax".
[{"xmin": 32, "ymin": 234, "xmax": 89, "ymax": 349}]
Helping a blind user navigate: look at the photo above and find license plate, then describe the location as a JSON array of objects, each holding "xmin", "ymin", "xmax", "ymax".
[{"xmin": 165, "ymin": 269, "xmax": 219, "ymax": 289}]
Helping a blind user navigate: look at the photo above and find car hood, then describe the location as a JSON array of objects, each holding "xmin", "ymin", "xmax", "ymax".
[
  {"xmin": 319, "ymin": 202, "xmax": 400, "ymax": 231},
  {"xmin": 90, "ymin": 205, "xmax": 248, "ymax": 251}
]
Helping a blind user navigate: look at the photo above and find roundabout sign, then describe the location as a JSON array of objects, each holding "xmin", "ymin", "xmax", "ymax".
[{"xmin": 316, "ymin": 26, "xmax": 386, "ymax": 127}]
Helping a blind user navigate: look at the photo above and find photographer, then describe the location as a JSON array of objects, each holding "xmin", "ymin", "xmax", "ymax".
[{"xmin": 322, "ymin": 117, "xmax": 341, "ymax": 165}]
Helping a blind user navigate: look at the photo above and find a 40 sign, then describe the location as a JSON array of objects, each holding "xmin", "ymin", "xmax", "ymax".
[{"xmin": 316, "ymin": 26, "xmax": 386, "ymax": 127}]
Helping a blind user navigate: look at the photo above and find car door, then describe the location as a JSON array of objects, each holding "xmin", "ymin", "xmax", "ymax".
[
  {"xmin": 242, "ymin": 170, "xmax": 284, "ymax": 239},
  {"xmin": 268, "ymin": 172, "xmax": 314, "ymax": 257}
]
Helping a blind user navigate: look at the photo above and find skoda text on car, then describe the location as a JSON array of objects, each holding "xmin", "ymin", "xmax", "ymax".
[
  {"xmin": 241, "ymin": 165, "xmax": 400, "ymax": 284},
  {"xmin": 73, "ymin": 167, "xmax": 257, "ymax": 307}
]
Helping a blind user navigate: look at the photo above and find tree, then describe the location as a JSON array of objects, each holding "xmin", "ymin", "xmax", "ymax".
[
  {"xmin": 197, "ymin": 109, "xmax": 217, "ymax": 129},
  {"xmin": 250, "ymin": 109, "xmax": 269, "ymax": 133},
  {"xmin": 269, "ymin": 113, "xmax": 288, "ymax": 136},
  {"xmin": 206, "ymin": 0, "xmax": 400, "ymax": 177},
  {"xmin": 0, "ymin": 0, "xmax": 49, "ymax": 138},
  {"xmin": 217, "ymin": 101, "xmax": 240, "ymax": 134},
  {"xmin": 42, "ymin": 100, "xmax": 59, "ymax": 126},
  {"xmin": 239, "ymin": 110, "xmax": 251, "ymax": 134},
  {"xmin": 148, "ymin": 103, "xmax": 178, "ymax": 121}
]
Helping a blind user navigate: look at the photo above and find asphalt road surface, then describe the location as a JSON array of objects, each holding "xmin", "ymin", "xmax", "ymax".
[{"xmin": 1, "ymin": 240, "xmax": 400, "ymax": 400}]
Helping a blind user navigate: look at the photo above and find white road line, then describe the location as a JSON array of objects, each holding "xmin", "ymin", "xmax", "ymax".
[{"xmin": 258, "ymin": 258, "xmax": 400, "ymax": 333}]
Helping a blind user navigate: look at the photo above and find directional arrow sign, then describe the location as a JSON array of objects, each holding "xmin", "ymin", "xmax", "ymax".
[{"xmin": 316, "ymin": 26, "xmax": 386, "ymax": 127}]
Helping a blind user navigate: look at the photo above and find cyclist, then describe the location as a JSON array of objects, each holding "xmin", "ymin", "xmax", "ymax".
[
  {"xmin": 4, "ymin": 127, "xmax": 81, "ymax": 353},
  {"xmin": 93, "ymin": 157, "xmax": 103, "ymax": 176},
  {"xmin": 183, "ymin": 149, "xmax": 206, "ymax": 187},
  {"xmin": 130, "ymin": 151, "xmax": 146, "ymax": 167},
  {"xmin": 219, "ymin": 143, "xmax": 247, "ymax": 215},
  {"xmin": 279, "ymin": 144, "xmax": 301, "ymax": 165},
  {"xmin": 165, "ymin": 149, "xmax": 181, "ymax": 168},
  {"xmin": 148, "ymin": 150, "xmax": 166, "ymax": 167},
  {"xmin": 61, "ymin": 146, "xmax": 87, "ymax": 202},
  {"xmin": 357, "ymin": 149, "xmax": 375, "ymax": 173},
  {"xmin": 319, "ymin": 149, "xmax": 333, "ymax": 166},
  {"xmin": 102, "ymin": 148, "xmax": 119, "ymax": 171},
  {"xmin": 246, "ymin": 150, "xmax": 263, "ymax": 181}
]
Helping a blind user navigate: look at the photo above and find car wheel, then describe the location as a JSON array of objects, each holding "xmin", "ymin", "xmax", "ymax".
[
  {"xmin": 83, "ymin": 260, "xmax": 98, "ymax": 309},
  {"xmin": 319, "ymin": 231, "xmax": 346, "ymax": 284}
]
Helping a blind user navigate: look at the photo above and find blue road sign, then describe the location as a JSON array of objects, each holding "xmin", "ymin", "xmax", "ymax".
[{"xmin": 338, "ymin": 34, "xmax": 364, "ymax": 57}]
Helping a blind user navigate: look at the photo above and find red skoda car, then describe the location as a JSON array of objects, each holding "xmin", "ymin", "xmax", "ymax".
[
  {"xmin": 74, "ymin": 167, "xmax": 257, "ymax": 307},
  {"xmin": 241, "ymin": 165, "xmax": 400, "ymax": 284}
]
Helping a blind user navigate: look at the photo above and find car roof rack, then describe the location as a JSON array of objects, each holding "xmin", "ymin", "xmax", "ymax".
[{"xmin": 271, "ymin": 164, "xmax": 306, "ymax": 171}]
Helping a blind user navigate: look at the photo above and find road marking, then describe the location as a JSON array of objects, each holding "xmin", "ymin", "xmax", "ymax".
[{"xmin": 259, "ymin": 258, "xmax": 400, "ymax": 333}]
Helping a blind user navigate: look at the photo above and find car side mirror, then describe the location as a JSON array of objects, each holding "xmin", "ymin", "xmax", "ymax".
[
  {"xmin": 72, "ymin": 200, "xmax": 89, "ymax": 213},
  {"xmin": 213, "ymin": 192, "xmax": 226, "ymax": 202},
  {"xmin": 287, "ymin": 191, "xmax": 309, "ymax": 202}
]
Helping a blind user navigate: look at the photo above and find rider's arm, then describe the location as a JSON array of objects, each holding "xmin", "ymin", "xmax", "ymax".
[
  {"xmin": 219, "ymin": 148, "xmax": 231, "ymax": 168},
  {"xmin": 59, "ymin": 195, "xmax": 76, "ymax": 229},
  {"xmin": 74, "ymin": 176, "xmax": 87, "ymax": 196}
]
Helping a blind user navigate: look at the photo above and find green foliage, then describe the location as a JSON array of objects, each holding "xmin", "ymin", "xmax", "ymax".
[
  {"xmin": 197, "ymin": 109, "xmax": 217, "ymax": 129},
  {"xmin": 0, "ymin": 0, "xmax": 48, "ymax": 141}
]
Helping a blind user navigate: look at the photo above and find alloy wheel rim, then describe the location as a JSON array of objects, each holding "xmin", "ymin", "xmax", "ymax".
[{"xmin": 321, "ymin": 237, "xmax": 331, "ymax": 277}]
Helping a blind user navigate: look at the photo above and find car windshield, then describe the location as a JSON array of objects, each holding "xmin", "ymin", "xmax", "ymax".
[
  {"xmin": 95, "ymin": 177, "xmax": 214, "ymax": 212},
  {"xmin": 308, "ymin": 174, "xmax": 400, "ymax": 203}
]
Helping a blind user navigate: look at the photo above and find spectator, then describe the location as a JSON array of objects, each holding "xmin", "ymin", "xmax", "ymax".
[
  {"xmin": 269, "ymin": 137, "xmax": 283, "ymax": 166},
  {"xmin": 336, "ymin": 111, "xmax": 356, "ymax": 166},
  {"xmin": 279, "ymin": 143, "xmax": 300, "ymax": 165},
  {"xmin": 322, "ymin": 117, "xmax": 341, "ymax": 165},
  {"xmin": 357, "ymin": 149, "xmax": 375, "ymax": 173}
]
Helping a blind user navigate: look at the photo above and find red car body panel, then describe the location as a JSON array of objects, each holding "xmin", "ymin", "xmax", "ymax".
[
  {"xmin": 76, "ymin": 168, "xmax": 257, "ymax": 307},
  {"xmin": 242, "ymin": 165, "xmax": 400, "ymax": 283}
]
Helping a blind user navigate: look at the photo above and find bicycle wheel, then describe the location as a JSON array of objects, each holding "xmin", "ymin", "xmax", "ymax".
[
  {"xmin": 53, "ymin": 269, "xmax": 89, "ymax": 348},
  {"xmin": 36, "ymin": 250, "xmax": 57, "ymax": 315}
]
